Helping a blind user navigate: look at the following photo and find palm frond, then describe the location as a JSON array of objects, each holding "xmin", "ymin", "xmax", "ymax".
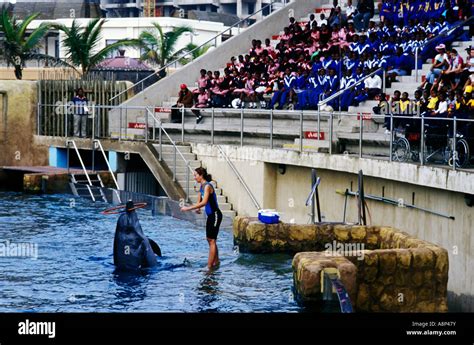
[
  {"xmin": 24, "ymin": 23, "xmax": 51, "ymax": 52},
  {"xmin": 18, "ymin": 12, "xmax": 40, "ymax": 40}
]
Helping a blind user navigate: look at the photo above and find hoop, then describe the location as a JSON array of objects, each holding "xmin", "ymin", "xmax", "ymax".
[{"xmin": 101, "ymin": 202, "xmax": 147, "ymax": 215}]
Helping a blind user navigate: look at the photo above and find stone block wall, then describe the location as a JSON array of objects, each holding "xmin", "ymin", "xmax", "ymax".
[{"xmin": 233, "ymin": 216, "xmax": 449, "ymax": 312}]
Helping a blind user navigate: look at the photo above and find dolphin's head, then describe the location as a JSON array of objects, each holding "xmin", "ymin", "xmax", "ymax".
[{"xmin": 125, "ymin": 200, "xmax": 135, "ymax": 213}]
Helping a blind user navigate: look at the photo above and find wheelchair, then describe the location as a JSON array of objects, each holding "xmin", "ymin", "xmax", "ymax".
[{"xmin": 391, "ymin": 115, "xmax": 471, "ymax": 168}]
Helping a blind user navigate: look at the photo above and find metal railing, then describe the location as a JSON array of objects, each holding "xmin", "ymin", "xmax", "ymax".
[
  {"xmin": 66, "ymin": 139, "xmax": 96, "ymax": 201},
  {"xmin": 216, "ymin": 145, "xmax": 261, "ymax": 211},
  {"xmin": 109, "ymin": 0, "xmax": 291, "ymax": 102},
  {"xmin": 414, "ymin": 16, "xmax": 473, "ymax": 83},
  {"xmin": 92, "ymin": 139, "xmax": 122, "ymax": 203},
  {"xmin": 145, "ymin": 108, "xmax": 195, "ymax": 202},
  {"xmin": 318, "ymin": 67, "xmax": 384, "ymax": 109},
  {"xmin": 39, "ymin": 103, "xmax": 474, "ymax": 175}
]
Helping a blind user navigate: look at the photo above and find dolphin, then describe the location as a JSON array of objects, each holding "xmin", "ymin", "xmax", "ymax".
[{"xmin": 113, "ymin": 202, "xmax": 162, "ymax": 271}]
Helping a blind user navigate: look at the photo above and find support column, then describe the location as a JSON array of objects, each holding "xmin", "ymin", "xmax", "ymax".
[
  {"xmin": 255, "ymin": 0, "xmax": 262, "ymax": 19},
  {"xmin": 236, "ymin": 0, "xmax": 243, "ymax": 18}
]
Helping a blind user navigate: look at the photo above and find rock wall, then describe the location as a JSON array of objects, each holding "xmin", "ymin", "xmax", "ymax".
[{"xmin": 233, "ymin": 217, "xmax": 449, "ymax": 312}]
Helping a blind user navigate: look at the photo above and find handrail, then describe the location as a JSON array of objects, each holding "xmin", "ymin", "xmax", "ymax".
[
  {"xmin": 318, "ymin": 67, "xmax": 383, "ymax": 107},
  {"xmin": 66, "ymin": 139, "xmax": 93, "ymax": 186},
  {"xmin": 146, "ymin": 107, "xmax": 193, "ymax": 201},
  {"xmin": 109, "ymin": 0, "xmax": 289, "ymax": 102},
  {"xmin": 216, "ymin": 145, "xmax": 261, "ymax": 211},
  {"xmin": 93, "ymin": 139, "xmax": 122, "ymax": 203},
  {"xmin": 146, "ymin": 108, "xmax": 193, "ymax": 173}
]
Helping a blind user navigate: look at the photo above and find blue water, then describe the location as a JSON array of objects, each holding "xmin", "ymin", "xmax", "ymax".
[{"xmin": 0, "ymin": 192, "xmax": 300, "ymax": 312}]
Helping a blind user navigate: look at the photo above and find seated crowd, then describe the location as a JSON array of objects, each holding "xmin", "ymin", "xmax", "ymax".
[
  {"xmin": 171, "ymin": 0, "xmax": 471, "ymax": 125},
  {"xmin": 377, "ymin": 44, "xmax": 474, "ymax": 138}
]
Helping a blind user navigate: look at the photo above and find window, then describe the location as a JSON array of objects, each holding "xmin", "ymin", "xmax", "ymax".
[{"xmin": 105, "ymin": 39, "xmax": 119, "ymax": 58}]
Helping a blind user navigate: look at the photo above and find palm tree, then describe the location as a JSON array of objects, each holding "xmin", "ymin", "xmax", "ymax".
[
  {"xmin": 0, "ymin": 9, "xmax": 67, "ymax": 80},
  {"xmin": 52, "ymin": 18, "xmax": 138, "ymax": 76},
  {"xmin": 138, "ymin": 22, "xmax": 193, "ymax": 69},
  {"xmin": 179, "ymin": 43, "xmax": 212, "ymax": 65}
]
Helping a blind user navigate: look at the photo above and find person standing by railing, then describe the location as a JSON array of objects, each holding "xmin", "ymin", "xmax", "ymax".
[
  {"xmin": 72, "ymin": 88, "xmax": 89, "ymax": 138},
  {"xmin": 181, "ymin": 167, "xmax": 222, "ymax": 270}
]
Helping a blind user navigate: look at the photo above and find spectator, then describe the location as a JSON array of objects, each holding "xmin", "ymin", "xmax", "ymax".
[
  {"xmin": 388, "ymin": 47, "xmax": 411, "ymax": 81},
  {"xmin": 421, "ymin": 44, "xmax": 449, "ymax": 90},
  {"xmin": 195, "ymin": 87, "xmax": 210, "ymax": 109},
  {"xmin": 171, "ymin": 84, "xmax": 202, "ymax": 124},
  {"xmin": 72, "ymin": 88, "xmax": 89, "ymax": 138},
  {"xmin": 364, "ymin": 68, "xmax": 383, "ymax": 99},
  {"xmin": 269, "ymin": 68, "xmax": 296, "ymax": 110},
  {"xmin": 353, "ymin": 0, "xmax": 374, "ymax": 32},
  {"xmin": 307, "ymin": 13, "xmax": 317, "ymax": 29},
  {"xmin": 345, "ymin": 0, "xmax": 357, "ymax": 20},
  {"xmin": 318, "ymin": 13, "xmax": 328, "ymax": 26},
  {"xmin": 442, "ymin": 48, "xmax": 464, "ymax": 90}
]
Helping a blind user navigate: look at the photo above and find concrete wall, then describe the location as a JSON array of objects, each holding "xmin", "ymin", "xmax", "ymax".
[
  {"xmin": 193, "ymin": 144, "xmax": 474, "ymax": 312},
  {"xmin": 114, "ymin": 0, "xmax": 319, "ymax": 109},
  {"xmin": 0, "ymin": 81, "xmax": 49, "ymax": 167}
]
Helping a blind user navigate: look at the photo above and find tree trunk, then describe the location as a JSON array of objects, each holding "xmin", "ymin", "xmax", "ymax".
[{"xmin": 14, "ymin": 65, "xmax": 23, "ymax": 80}]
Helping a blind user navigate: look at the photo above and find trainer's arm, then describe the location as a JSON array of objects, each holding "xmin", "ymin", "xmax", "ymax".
[{"xmin": 181, "ymin": 185, "xmax": 211, "ymax": 212}]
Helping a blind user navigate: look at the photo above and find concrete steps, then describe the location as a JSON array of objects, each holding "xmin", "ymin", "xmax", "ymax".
[{"xmin": 154, "ymin": 144, "xmax": 237, "ymax": 219}]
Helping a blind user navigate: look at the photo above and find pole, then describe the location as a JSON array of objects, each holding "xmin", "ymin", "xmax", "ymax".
[
  {"xmin": 299, "ymin": 110, "xmax": 303, "ymax": 153},
  {"xmin": 159, "ymin": 124, "xmax": 162, "ymax": 161},
  {"xmin": 240, "ymin": 108, "xmax": 244, "ymax": 147},
  {"xmin": 37, "ymin": 103, "xmax": 41, "ymax": 136},
  {"xmin": 317, "ymin": 105, "xmax": 321, "ymax": 141},
  {"xmin": 186, "ymin": 161, "xmax": 190, "ymax": 202},
  {"xmin": 64, "ymin": 103, "xmax": 68, "ymax": 137},
  {"xmin": 181, "ymin": 106, "xmax": 185, "ymax": 143},
  {"xmin": 270, "ymin": 109, "xmax": 274, "ymax": 149},
  {"xmin": 211, "ymin": 108, "xmax": 215, "ymax": 145},
  {"xmin": 145, "ymin": 107, "xmax": 149, "ymax": 143},
  {"xmin": 311, "ymin": 169, "xmax": 316, "ymax": 224},
  {"xmin": 382, "ymin": 69, "xmax": 386, "ymax": 94},
  {"xmin": 92, "ymin": 140, "xmax": 95, "ymax": 173},
  {"xmin": 389, "ymin": 114, "xmax": 393, "ymax": 162},
  {"xmin": 420, "ymin": 115, "xmax": 425, "ymax": 165},
  {"xmin": 173, "ymin": 146, "xmax": 177, "ymax": 181},
  {"xmin": 452, "ymin": 117, "xmax": 457, "ymax": 171},
  {"xmin": 414, "ymin": 47, "xmax": 419, "ymax": 83},
  {"xmin": 67, "ymin": 142, "xmax": 70, "ymax": 175},
  {"xmin": 359, "ymin": 113, "xmax": 363, "ymax": 158},
  {"xmin": 329, "ymin": 111, "xmax": 333, "ymax": 155},
  {"xmin": 119, "ymin": 107, "xmax": 122, "ymax": 141}
]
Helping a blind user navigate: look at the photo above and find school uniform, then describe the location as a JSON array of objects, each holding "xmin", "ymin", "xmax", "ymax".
[
  {"xmin": 295, "ymin": 75, "xmax": 309, "ymax": 110},
  {"xmin": 339, "ymin": 75, "xmax": 357, "ymax": 110},
  {"xmin": 269, "ymin": 74, "xmax": 296, "ymax": 110}
]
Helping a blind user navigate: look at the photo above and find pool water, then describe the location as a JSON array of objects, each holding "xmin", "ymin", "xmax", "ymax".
[{"xmin": 0, "ymin": 192, "xmax": 301, "ymax": 312}]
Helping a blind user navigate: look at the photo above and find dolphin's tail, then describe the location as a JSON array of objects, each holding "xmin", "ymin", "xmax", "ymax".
[{"xmin": 148, "ymin": 238, "xmax": 162, "ymax": 257}]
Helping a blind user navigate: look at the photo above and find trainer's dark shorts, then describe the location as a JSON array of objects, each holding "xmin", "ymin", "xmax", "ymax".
[{"xmin": 206, "ymin": 210, "xmax": 223, "ymax": 240}]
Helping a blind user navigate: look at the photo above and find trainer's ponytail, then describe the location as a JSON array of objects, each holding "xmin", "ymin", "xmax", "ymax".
[{"xmin": 195, "ymin": 167, "xmax": 212, "ymax": 182}]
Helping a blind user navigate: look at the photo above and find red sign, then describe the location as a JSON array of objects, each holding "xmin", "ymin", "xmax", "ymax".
[
  {"xmin": 154, "ymin": 107, "xmax": 171, "ymax": 113},
  {"xmin": 128, "ymin": 122, "xmax": 146, "ymax": 129},
  {"xmin": 357, "ymin": 113, "xmax": 372, "ymax": 120},
  {"xmin": 304, "ymin": 131, "xmax": 325, "ymax": 140}
]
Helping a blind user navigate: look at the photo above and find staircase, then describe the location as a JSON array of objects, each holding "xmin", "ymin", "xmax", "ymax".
[
  {"xmin": 154, "ymin": 144, "xmax": 237, "ymax": 226},
  {"xmin": 69, "ymin": 173, "xmax": 108, "ymax": 202}
]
